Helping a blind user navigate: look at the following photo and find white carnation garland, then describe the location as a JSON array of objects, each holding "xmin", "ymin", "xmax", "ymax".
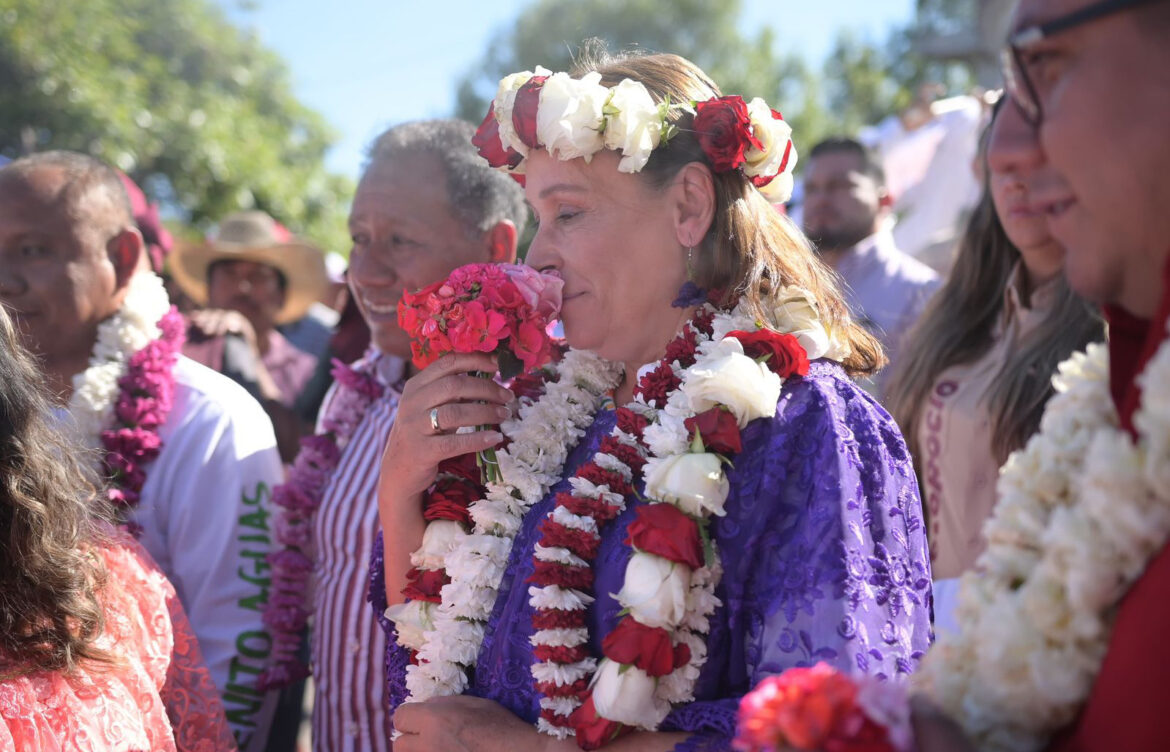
[{"xmin": 913, "ymin": 329, "xmax": 1170, "ymax": 751}]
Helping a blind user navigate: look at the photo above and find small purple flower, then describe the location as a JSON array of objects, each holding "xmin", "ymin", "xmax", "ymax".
[{"xmin": 672, "ymin": 280, "xmax": 709, "ymax": 308}]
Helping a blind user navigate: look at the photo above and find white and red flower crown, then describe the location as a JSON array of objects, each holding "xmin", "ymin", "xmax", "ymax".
[{"xmin": 472, "ymin": 66, "xmax": 798, "ymax": 203}]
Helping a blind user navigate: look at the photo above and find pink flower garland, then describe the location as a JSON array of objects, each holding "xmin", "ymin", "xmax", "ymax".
[
  {"xmin": 101, "ymin": 307, "xmax": 186, "ymax": 536},
  {"xmin": 259, "ymin": 359, "xmax": 385, "ymax": 690}
]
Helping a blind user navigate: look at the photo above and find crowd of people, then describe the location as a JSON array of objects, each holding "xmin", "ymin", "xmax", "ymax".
[{"xmin": 1, "ymin": 0, "xmax": 1168, "ymax": 749}]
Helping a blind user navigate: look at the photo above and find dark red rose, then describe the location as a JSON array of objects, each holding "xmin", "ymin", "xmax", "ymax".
[
  {"xmin": 727, "ymin": 329, "xmax": 810, "ymax": 378},
  {"xmin": 532, "ymin": 608, "xmax": 587, "ymax": 631},
  {"xmin": 615, "ymin": 407, "xmax": 650, "ymax": 439},
  {"xmin": 601, "ymin": 617, "xmax": 676, "ymax": 677},
  {"xmin": 663, "ymin": 326, "xmax": 699, "ymax": 366},
  {"xmin": 538, "ymin": 518, "xmax": 601, "ymax": 560},
  {"xmin": 684, "ymin": 407, "xmax": 742, "ymax": 455},
  {"xmin": 401, "ymin": 567, "xmax": 449, "ymax": 603},
  {"xmin": 624, "ymin": 502, "xmax": 704, "ymax": 570},
  {"xmin": 422, "ymin": 499, "xmax": 471, "ymax": 524},
  {"xmin": 570, "ymin": 695, "xmax": 629, "ymax": 751},
  {"xmin": 533, "ymin": 643, "xmax": 590, "ymax": 664},
  {"xmin": 536, "ymin": 677, "xmax": 589, "ymax": 698},
  {"xmin": 528, "ymin": 560, "xmax": 594, "ymax": 590},
  {"xmin": 692, "ymin": 96, "xmax": 762, "ymax": 172},
  {"xmin": 428, "ymin": 477, "xmax": 480, "ymax": 508},
  {"xmin": 635, "ymin": 364, "xmax": 682, "ymax": 407},
  {"xmin": 509, "ymin": 368, "xmax": 549, "ymax": 401},
  {"xmin": 511, "ymin": 75, "xmax": 548, "ymax": 150},
  {"xmin": 437, "ymin": 453, "xmax": 481, "ymax": 483},
  {"xmin": 472, "ymin": 104, "xmax": 523, "ymax": 169}
]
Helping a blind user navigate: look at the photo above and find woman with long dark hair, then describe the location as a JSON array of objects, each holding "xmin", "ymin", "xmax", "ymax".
[
  {"xmin": 886, "ymin": 101, "xmax": 1104, "ymax": 583},
  {"xmin": 0, "ymin": 306, "xmax": 236, "ymax": 750}
]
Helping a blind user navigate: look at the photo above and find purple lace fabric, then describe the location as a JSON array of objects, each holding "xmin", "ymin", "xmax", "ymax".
[{"xmin": 370, "ymin": 361, "xmax": 933, "ymax": 750}]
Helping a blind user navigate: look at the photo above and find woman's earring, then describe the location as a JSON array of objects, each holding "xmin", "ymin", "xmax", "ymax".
[{"xmin": 672, "ymin": 246, "xmax": 709, "ymax": 308}]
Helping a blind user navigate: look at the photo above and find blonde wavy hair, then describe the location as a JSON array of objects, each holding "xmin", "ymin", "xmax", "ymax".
[
  {"xmin": 571, "ymin": 47, "xmax": 884, "ymax": 376},
  {"xmin": 0, "ymin": 305, "xmax": 113, "ymax": 678}
]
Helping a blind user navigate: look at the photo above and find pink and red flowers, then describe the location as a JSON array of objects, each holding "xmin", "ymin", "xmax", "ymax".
[
  {"xmin": 398, "ymin": 263, "xmax": 563, "ymax": 378},
  {"xmin": 101, "ymin": 307, "xmax": 185, "ymax": 531},
  {"xmin": 734, "ymin": 663, "xmax": 912, "ymax": 752}
]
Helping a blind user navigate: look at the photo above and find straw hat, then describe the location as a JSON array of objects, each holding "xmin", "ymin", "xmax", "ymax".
[{"xmin": 170, "ymin": 211, "xmax": 329, "ymax": 325}]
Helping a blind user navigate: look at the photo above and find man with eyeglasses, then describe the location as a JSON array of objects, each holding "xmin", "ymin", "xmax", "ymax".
[{"xmin": 910, "ymin": 1, "xmax": 1170, "ymax": 750}]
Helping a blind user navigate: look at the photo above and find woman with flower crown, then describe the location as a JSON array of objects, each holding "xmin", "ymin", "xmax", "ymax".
[{"xmin": 370, "ymin": 49, "xmax": 932, "ymax": 751}]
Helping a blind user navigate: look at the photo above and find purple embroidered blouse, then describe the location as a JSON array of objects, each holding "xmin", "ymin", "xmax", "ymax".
[{"xmin": 370, "ymin": 360, "xmax": 933, "ymax": 750}]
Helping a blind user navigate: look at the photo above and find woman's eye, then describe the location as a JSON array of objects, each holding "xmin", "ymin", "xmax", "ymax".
[{"xmin": 20, "ymin": 244, "xmax": 48, "ymax": 258}]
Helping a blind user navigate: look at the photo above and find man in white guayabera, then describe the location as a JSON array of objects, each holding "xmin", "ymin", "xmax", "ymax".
[{"xmin": 0, "ymin": 151, "xmax": 282, "ymax": 751}]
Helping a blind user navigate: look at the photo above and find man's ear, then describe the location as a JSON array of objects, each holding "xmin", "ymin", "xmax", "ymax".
[
  {"xmin": 108, "ymin": 227, "xmax": 145, "ymax": 289},
  {"xmin": 672, "ymin": 162, "xmax": 716, "ymax": 248},
  {"xmin": 485, "ymin": 220, "xmax": 518, "ymax": 264}
]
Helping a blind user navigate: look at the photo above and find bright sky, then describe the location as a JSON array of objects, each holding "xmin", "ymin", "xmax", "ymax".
[{"xmin": 217, "ymin": 0, "xmax": 916, "ymax": 179}]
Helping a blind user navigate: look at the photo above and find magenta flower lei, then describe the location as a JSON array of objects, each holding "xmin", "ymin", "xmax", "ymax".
[
  {"xmin": 258, "ymin": 358, "xmax": 385, "ymax": 690},
  {"xmin": 101, "ymin": 307, "xmax": 186, "ymax": 536}
]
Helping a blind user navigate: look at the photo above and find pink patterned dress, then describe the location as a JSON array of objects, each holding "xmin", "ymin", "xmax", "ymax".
[{"xmin": 0, "ymin": 531, "xmax": 237, "ymax": 751}]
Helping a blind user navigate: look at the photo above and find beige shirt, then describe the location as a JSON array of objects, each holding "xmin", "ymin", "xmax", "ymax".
[{"xmin": 919, "ymin": 265, "xmax": 1057, "ymax": 579}]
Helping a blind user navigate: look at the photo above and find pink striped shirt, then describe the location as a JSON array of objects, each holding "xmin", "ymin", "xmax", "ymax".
[{"xmin": 311, "ymin": 351, "xmax": 405, "ymax": 752}]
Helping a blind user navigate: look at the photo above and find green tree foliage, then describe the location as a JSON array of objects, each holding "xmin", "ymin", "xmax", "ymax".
[
  {"xmin": 0, "ymin": 0, "xmax": 352, "ymax": 251},
  {"xmin": 449, "ymin": 0, "xmax": 966, "ymax": 163},
  {"xmin": 452, "ymin": 0, "xmax": 820, "ymax": 141}
]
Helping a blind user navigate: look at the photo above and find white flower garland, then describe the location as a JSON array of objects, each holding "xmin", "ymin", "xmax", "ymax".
[
  {"xmin": 913, "ymin": 330, "xmax": 1170, "ymax": 751},
  {"xmin": 67, "ymin": 272, "xmax": 173, "ymax": 449},
  {"xmin": 398, "ymin": 348, "xmax": 624, "ymax": 700}
]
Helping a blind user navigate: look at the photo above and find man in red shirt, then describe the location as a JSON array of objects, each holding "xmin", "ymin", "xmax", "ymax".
[{"xmin": 913, "ymin": 1, "xmax": 1170, "ymax": 750}]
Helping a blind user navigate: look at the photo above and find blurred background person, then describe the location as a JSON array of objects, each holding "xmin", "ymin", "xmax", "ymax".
[
  {"xmin": 0, "ymin": 152, "xmax": 283, "ymax": 750},
  {"xmin": 0, "ymin": 304, "xmax": 237, "ymax": 751},
  {"xmin": 801, "ymin": 136, "xmax": 940, "ymax": 399},
  {"xmin": 279, "ymin": 249, "xmax": 347, "ymax": 363},
  {"xmin": 861, "ymin": 84, "xmax": 988, "ymax": 272},
  {"xmin": 886, "ymin": 101, "xmax": 1103, "ymax": 629},
  {"xmin": 170, "ymin": 210, "xmax": 329, "ymax": 460}
]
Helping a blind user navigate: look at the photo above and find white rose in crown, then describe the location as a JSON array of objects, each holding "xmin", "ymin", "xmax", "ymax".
[
  {"xmin": 644, "ymin": 452, "xmax": 730, "ymax": 518},
  {"xmin": 536, "ymin": 72, "xmax": 608, "ymax": 162},
  {"xmin": 681, "ymin": 337, "xmax": 781, "ymax": 427},
  {"xmin": 615, "ymin": 551, "xmax": 691, "ymax": 629},
  {"xmin": 603, "ymin": 78, "xmax": 664, "ymax": 173},
  {"xmin": 409, "ymin": 519, "xmax": 467, "ymax": 571},
  {"xmin": 771, "ymin": 288, "xmax": 850, "ymax": 361},
  {"xmin": 591, "ymin": 658, "xmax": 670, "ymax": 726},
  {"xmin": 495, "ymin": 66, "xmax": 550, "ymax": 156},
  {"xmin": 743, "ymin": 97, "xmax": 797, "ymax": 203},
  {"xmin": 384, "ymin": 600, "xmax": 434, "ymax": 652}
]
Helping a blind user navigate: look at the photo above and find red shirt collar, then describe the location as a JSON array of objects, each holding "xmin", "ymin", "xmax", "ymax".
[{"xmin": 1104, "ymin": 253, "xmax": 1170, "ymax": 436}]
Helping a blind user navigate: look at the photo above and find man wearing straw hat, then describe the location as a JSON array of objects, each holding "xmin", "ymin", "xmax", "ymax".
[{"xmin": 170, "ymin": 210, "xmax": 329, "ymax": 410}]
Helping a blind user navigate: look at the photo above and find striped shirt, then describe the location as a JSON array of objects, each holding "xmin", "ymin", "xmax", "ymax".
[{"xmin": 311, "ymin": 350, "xmax": 405, "ymax": 752}]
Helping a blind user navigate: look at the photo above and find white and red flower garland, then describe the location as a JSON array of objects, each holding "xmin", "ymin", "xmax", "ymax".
[
  {"xmin": 472, "ymin": 67, "xmax": 798, "ymax": 203},
  {"xmin": 912, "ymin": 332, "xmax": 1170, "ymax": 751},
  {"xmin": 392, "ymin": 295, "xmax": 828, "ymax": 749},
  {"xmin": 68, "ymin": 271, "xmax": 184, "ymax": 534}
]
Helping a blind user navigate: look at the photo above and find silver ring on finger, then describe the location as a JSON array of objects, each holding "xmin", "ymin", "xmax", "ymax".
[{"xmin": 429, "ymin": 407, "xmax": 442, "ymax": 434}]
